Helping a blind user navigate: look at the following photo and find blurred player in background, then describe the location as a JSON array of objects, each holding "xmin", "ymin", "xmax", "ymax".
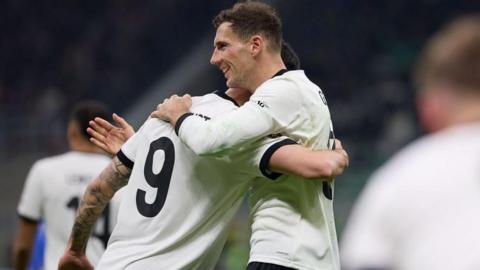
[
  {"xmin": 154, "ymin": 2, "xmax": 340, "ymax": 269},
  {"xmin": 13, "ymin": 101, "xmax": 123, "ymax": 270},
  {"xmin": 340, "ymin": 14, "xmax": 480, "ymax": 270}
]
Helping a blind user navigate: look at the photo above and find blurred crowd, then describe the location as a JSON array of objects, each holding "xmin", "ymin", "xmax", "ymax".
[
  {"xmin": 0, "ymin": 0, "xmax": 478, "ymax": 268},
  {"xmin": 0, "ymin": 0, "xmax": 476, "ymax": 161}
]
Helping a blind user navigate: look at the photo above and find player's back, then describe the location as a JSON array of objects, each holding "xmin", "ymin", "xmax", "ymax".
[
  {"xmin": 341, "ymin": 122, "xmax": 480, "ymax": 270},
  {"xmin": 17, "ymin": 151, "xmax": 115, "ymax": 269},
  {"xmin": 98, "ymin": 92, "xmax": 268, "ymax": 269}
]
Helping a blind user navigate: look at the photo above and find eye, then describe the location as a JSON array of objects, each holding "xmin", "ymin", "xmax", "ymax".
[{"xmin": 216, "ymin": 42, "xmax": 227, "ymax": 50}]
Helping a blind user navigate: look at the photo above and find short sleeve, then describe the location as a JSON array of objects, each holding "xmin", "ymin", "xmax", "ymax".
[
  {"xmin": 228, "ymin": 136, "xmax": 297, "ymax": 180},
  {"xmin": 17, "ymin": 162, "xmax": 45, "ymax": 221}
]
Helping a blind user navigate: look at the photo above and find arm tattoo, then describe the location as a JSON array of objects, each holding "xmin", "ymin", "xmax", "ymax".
[{"xmin": 69, "ymin": 156, "xmax": 131, "ymax": 252}]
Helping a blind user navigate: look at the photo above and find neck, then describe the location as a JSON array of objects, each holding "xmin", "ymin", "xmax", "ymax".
[
  {"xmin": 447, "ymin": 100, "xmax": 480, "ymax": 128},
  {"xmin": 247, "ymin": 53, "xmax": 286, "ymax": 92},
  {"xmin": 225, "ymin": 88, "xmax": 251, "ymax": 106},
  {"xmin": 69, "ymin": 139, "xmax": 103, "ymax": 154}
]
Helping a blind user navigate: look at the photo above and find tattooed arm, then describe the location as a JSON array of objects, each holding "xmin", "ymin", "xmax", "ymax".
[{"xmin": 58, "ymin": 156, "xmax": 131, "ymax": 270}]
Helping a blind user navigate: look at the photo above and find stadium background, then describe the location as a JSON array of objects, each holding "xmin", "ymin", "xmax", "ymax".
[{"xmin": 0, "ymin": 0, "xmax": 477, "ymax": 269}]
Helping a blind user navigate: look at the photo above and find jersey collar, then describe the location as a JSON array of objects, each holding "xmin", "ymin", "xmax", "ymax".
[
  {"xmin": 213, "ymin": 90, "xmax": 240, "ymax": 107},
  {"xmin": 272, "ymin": 69, "xmax": 288, "ymax": 78}
]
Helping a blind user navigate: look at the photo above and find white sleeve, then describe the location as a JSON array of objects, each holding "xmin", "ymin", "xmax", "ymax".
[
  {"xmin": 228, "ymin": 136, "xmax": 298, "ymax": 180},
  {"xmin": 340, "ymin": 174, "xmax": 398, "ymax": 270},
  {"xmin": 177, "ymin": 80, "xmax": 301, "ymax": 156},
  {"xmin": 17, "ymin": 162, "xmax": 45, "ymax": 221}
]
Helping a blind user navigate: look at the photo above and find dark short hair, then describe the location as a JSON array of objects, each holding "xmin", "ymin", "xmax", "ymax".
[
  {"xmin": 69, "ymin": 100, "xmax": 110, "ymax": 141},
  {"xmin": 281, "ymin": 41, "xmax": 301, "ymax": 70},
  {"xmin": 213, "ymin": 1, "xmax": 282, "ymax": 52},
  {"xmin": 414, "ymin": 14, "xmax": 480, "ymax": 93}
]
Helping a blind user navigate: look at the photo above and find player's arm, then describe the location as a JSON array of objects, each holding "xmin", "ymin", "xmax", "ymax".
[
  {"xmin": 12, "ymin": 218, "xmax": 38, "ymax": 270},
  {"xmin": 269, "ymin": 139, "xmax": 349, "ymax": 179},
  {"xmin": 58, "ymin": 156, "xmax": 131, "ymax": 270},
  {"xmin": 152, "ymin": 94, "xmax": 277, "ymax": 155}
]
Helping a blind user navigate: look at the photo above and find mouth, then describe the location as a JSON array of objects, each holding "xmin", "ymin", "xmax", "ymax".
[{"xmin": 220, "ymin": 66, "xmax": 230, "ymax": 79}]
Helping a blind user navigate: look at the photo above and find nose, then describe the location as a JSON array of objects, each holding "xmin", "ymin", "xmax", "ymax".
[{"xmin": 210, "ymin": 49, "xmax": 220, "ymax": 66}]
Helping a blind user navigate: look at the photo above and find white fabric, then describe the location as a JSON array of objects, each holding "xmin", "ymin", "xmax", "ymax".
[
  {"xmin": 180, "ymin": 70, "xmax": 339, "ymax": 270},
  {"xmin": 17, "ymin": 151, "xmax": 121, "ymax": 270},
  {"xmin": 341, "ymin": 122, "xmax": 480, "ymax": 270},
  {"xmin": 178, "ymin": 70, "xmax": 333, "ymax": 155},
  {"xmin": 97, "ymin": 93, "xmax": 284, "ymax": 270}
]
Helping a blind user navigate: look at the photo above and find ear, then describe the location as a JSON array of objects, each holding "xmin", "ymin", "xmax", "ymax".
[
  {"xmin": 416, "ymin": 88, "xmax": 449, "ymax": 133},
  {"xmin": 250, "ymin": 35, "xmax": 264, "ymax": 57}
]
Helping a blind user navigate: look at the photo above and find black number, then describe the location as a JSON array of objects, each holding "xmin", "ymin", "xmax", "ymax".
[
  {"xmin": 136, "ymin": 137, "xmax": 175, "ymax": 217},
  {"xmin": 323, "ymin": 128, "xmax": 335, "ymax": 200},
  {"xmin": 66, "ymin": 197, "xmax": 111, "ymax": 248}
]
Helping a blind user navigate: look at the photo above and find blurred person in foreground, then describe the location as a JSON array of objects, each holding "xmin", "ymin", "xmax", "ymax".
[
  {"xmin": 13, "ymin": 101, "xmax": 123, "ymax": 270},
  {"xmin": 58, "ymin": 41, "xmax": 349, "ymax": 269},
  {"xmin": 340, "ymin": 14, "xmax": 480, "ymax": 270}
]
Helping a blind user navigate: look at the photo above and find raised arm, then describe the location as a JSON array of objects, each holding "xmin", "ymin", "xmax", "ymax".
[
  {"xmin": 58, "ymin": 156, "xmax": 131, "ymax": 270},
  {"xmin": 269, "ymin": 139, "xmax": 349, "ymax": 179},
  {"xmin": 151, "ymin": 94, "xmax": 276, "ymax": 155}
]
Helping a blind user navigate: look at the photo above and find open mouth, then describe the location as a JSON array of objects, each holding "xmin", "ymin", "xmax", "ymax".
[{"xmin": 221, "ymin": 66, "xmax": 230, "ymax": 78}]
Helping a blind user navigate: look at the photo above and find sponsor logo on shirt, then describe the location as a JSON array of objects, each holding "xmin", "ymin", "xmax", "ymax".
[
  {"xmin": 256, "ymin": 100, "xmax": 269, "ymax": 108},
  {"xmin": 194, "ymin": 113, "xmax": 211, "ymax": 121}
]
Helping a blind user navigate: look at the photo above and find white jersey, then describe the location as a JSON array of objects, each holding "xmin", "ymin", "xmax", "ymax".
[
  {"xmin": 17, "ymin": 151, "xmax": 121, "ymax": 270},
  {"xmin": 177, "ymin": 70, "xmax": 338, "ymax": 270},
  {"xmin": 340, "ymin": 122, "xmax": 480, "ymax": 270},
  {"xmin": 97, "ymin": 92, "xmax": 291, "ymax": 270}
]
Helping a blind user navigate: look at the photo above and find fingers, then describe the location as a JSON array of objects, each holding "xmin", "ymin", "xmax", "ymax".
[
  {"xmin": 89, "ymin": 120, "xmax": 108, "ymax": 136},
  {"xmin": 89, "ymin": 137, "xmax": 109, "ymax": 153},
  {"xmin": 183, "ymin": 94, "xmax": 192, "ymax": 107},
  {"xmin": 95, "ymin": 117, "xmax": 114, "ymax": 130},
  {"xmin": 113, "ymin": 113, "xmax": 132, "ymax": 129},
  {"xmin": 334, "ymin": 139, "xmax": 343, "ymax": 150},
  {"xmin": 87, "ymin": 127, "xmax": 106, "ymax": 143}
]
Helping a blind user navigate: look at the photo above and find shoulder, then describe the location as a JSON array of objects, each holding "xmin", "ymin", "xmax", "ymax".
[
  {"xmin": 190, "ymin": 93, "xmax": 237, "ymax": 117},
  {"xmin": 368, "ymin": 130, "xmax": 463, "ymax": 190},
  {"xmin": 30, "ymin": 152, "xmax": 71, "ymax": 171}
]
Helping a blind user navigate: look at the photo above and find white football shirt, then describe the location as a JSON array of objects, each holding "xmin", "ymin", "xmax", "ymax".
[
  {"xmin": 341, "ymin": 122, "xmax": 480, "ymax": 270},
  {"xmin": 97, "ymin": 92, "xmax": 293, "ymax": 269},
  {"xmin": 177, "ymin": 70, "xmax": 339, "ymax": 270},
  {"xmin": 17, "ymin": 151, "xmax": 121, "ymax": 270}
]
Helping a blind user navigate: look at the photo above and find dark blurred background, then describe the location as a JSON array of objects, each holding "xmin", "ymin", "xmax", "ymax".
[{"xmin": 0, "ymin": 0, "xmax": 478, "ymax": 268}]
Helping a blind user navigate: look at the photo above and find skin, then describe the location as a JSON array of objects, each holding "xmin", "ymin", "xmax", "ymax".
[
  {"xmin": 58, "ymin": 157, "xmax": 131, "ymax": 270},
  {"xmin": 58, "ymin": 107, "xmax": 348, "ymax": 268},
  {"xmin": 153, "ymin": 22, "xmax": 286, "ymax": 125},
  {"xmin": 92, "ymin": 111, "xmax": 348, "ymax": 179}
]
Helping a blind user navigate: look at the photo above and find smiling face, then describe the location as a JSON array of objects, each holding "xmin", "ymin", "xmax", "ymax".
[{"xmin": 210, "ymin": 22, "xmax": 256, "ymax": 89}]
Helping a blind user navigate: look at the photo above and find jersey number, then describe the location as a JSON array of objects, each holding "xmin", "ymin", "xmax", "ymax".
[
  {"xmin": 323, "ymin": 129, "xmax": 335, "ymax": 200},
  {"xmin": 136, "ymin": 137, "xmax": 175, "ymax": 217},
  {"xmin": 67, "ymin": 197, "xmax": 111, "ymax": 248}
]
